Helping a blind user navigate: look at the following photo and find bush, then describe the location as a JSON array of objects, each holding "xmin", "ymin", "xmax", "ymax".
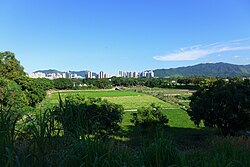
[
  {"xmin": 131, "ymin": 104, "xmax": 169, "ymax": 131},
  {"xmin": 53, "ymin": 95, "xmax": 124, "ymax": 137}
]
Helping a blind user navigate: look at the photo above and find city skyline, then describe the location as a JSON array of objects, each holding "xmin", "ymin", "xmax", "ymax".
[
  {"xmin": 1, "ymin": 0, "xmax": 250, "ymax": 74},
  {"xmin": 29, "ymin": 69, "xmax": 155, "ymax": 79}
]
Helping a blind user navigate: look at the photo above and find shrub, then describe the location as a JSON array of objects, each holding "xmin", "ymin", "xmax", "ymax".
[
  {"xmin": 53, "ymin": 95, "xmax": 124, "ymax": 138},
  {"xmin": 130, "ymin": 104, "xmax": 169, "ymax": 131}
]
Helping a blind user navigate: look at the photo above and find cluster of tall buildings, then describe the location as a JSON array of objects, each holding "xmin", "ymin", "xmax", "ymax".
[
  {"xmin": 85, "ymin": 71, "xmax": 112, "ymax": 79},
  {"xmin": 28, "ymin": 70, "xmax": 155, "ymax": 80},
  {"xmin": 28, "ymin": 72, "xmax": 83, "ymax": 80},
  {"xmin": 118, "ymin": 70, "xmax": 154, "ymax": 78}
]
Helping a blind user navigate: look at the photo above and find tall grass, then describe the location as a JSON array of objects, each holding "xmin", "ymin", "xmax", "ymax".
[
  {"xmin": 141, "ymin": 136, "xmax": 182, "ymax": 167},
  {"xmin": 0, "ymin": 104, "xmax": 23, "ymax": 167},
  {"xmin": 60, "ymin": 138, "xmax": 140, "ymax": 167},
  {"xmin": 185, "ymin": 136, "xmax": 250, "ymax": 167}
]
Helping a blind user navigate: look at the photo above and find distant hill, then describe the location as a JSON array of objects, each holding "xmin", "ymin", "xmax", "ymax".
[
  {"xmin": 154, "ymin": 62, "xmax": 250, "ymax": 77},
  {"xmin": 34, "ymin": 69, "xmax": 63, "ymax": 74}
]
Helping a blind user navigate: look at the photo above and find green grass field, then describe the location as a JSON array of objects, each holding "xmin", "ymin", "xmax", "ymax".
[
  {"xmin": 48, "ymin": 90, "xmax": 178, "ymax": 109},
  {"xmin": 121, "ymin": 109, "xmax": 196, "ymax": 129},
  {"xmin": 103, "ymin": 96, "xmax": 177, "ymax": 109}
]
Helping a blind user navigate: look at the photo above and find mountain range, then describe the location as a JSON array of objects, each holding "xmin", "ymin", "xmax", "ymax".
[
  {"xmin": 154, "ymin": 62, "xmax": 250, "ymax": 77},
  {"xmin": 34, "ymin": 62, "xmax": 250, "ymax": 78}
]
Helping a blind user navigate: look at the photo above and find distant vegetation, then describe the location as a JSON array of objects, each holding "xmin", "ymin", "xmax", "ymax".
[{"xmin": 154, "ymin": 62, "xmax": 250, "ymax": 77}]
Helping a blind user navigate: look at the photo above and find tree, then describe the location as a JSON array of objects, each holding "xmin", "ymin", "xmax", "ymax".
[
  {"xmin": 0, "ymin": 51, "xmax": 24, "ymax": 80},
  {"xmin": 0, "ymin": 77, "xmax": 28, "ymax": 111},
  {"xmin": 53, "ymin": 78, "xmax": 74, "ymax": 90},
  {"xmin": 35, "ymin": 78, "xmax": 54, "ymax": 90},
  {"xmin": 187, "ymin": 79, "xmax": 250, "ymax": 135},
  {"xmin": 15, "ymin": 76, "xmax": 47, "ymax": 107}
]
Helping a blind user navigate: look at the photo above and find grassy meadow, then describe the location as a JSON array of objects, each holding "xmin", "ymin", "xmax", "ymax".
[{"xmin": 47, "ymin": 90, "xmax": 178, "ymax": 109}]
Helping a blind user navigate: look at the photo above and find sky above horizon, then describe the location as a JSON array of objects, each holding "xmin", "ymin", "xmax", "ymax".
[{"xmin": 1, "ymin": 0, "xmax": 250, "ymax": 74}]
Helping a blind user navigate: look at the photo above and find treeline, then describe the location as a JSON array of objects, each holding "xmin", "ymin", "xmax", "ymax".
[{"xmin": 78, "ymin": 77, "xmax": 215, "ymax": 89}]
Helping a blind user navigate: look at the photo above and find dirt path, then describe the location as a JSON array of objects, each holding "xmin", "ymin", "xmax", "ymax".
[
  {"xmin": 124, "ymin": 107, "xmax": 179, "ymax": 112},
  {"xmin": 47, "ymin": 89, "xmax": 115, "ymax": 97}
]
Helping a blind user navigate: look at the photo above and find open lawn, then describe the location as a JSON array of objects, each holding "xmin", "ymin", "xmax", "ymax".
[
  {"xmin": 121, "ymin": 109, "xmax": 196, "ymax": 129},
  {"xmin": 48, "ymin": 90, "xmax": 142, "ymax": 104},
  {"xmin": 47, "ymin": 90, "xmax": 177, "ymax": 110},
  {"xmin": 103, "ymin": 96, "xmax": 178, "ymax": 109}
]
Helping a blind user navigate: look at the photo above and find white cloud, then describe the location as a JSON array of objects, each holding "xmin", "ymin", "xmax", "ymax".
[
  {"xmin": 234, "ymin": 55, "xmax": 240, "ymax": 58},
  {"xmin": 154, "ymin": 38, "xmax": 250, "ymax": 61}
]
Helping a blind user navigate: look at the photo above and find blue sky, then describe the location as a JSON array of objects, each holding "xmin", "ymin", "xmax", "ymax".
[{"xmin": 1, "ymin": 0, "xmax": 250, "ymax": 74}]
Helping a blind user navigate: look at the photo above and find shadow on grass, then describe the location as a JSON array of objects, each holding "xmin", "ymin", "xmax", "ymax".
[{"xmin": 114, "ymin": 125, "xmax": 218, "ymax": 150}]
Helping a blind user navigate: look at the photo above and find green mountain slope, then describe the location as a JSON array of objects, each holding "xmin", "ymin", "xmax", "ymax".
[{"xmin": 154, "ymin": 62, "xmax": 250, "ymax": 77}]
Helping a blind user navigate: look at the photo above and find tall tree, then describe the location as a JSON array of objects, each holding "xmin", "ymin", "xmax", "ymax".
[
  {"xmin": 188, "ymin": 79, "xmax": 250, "ymax": 135},
  {"xmin": 0, "ymin": 51, "xmax": 24, "ymax": 80}
]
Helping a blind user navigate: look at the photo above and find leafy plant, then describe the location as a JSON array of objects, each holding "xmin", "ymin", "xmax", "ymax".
[
  {"xmin": 131, "ymin": 104, "xmax": 169, "ymax": 131},
  {"xmin": 188, "ymin": 79, "xmax": 250, "ymax": 135},
  {"xmin": 53, "ymin": 94, "xmax": 124, "ymax": 138}
]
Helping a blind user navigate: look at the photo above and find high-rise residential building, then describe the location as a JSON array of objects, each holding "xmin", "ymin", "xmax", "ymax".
[
  {"xmin": 127, "ymin": 72, "xmax": 132, "ymax": 78},
  {"xmin": 62, "ymin": 73, "xmax": 66, "ymax": 78},
  {"xmin": 119, "ymin": 71, "xmax": 124, "ymax": 77},
  {"xmin": 104, "ymin": 73, "xmax": 109, "ymax": 78},
  {"xmin": 133, "ymin": 72, "xmax": 138, "ymax": 78},
  {"xmin": 87, "ymin": 71, "xmax": 93, "ymax": 79},
  {"xmin": 145, "ymin": 70, "xmax": 154, "ymax": 78},
  {"xmin": 99, "ymin": 71, "xmax": 104, "ymax": 78}
]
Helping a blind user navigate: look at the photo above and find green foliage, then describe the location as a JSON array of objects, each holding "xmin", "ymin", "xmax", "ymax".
[
  {"xmin": 83, "ymin": 78, "xmax": 112, "ymax": 89},
  {"xmin": 60, "ymin": 139, "xmax": 140, "ymax": 167},
  {"xmin": 0, "ymin": 51, "xmax": 25, "ymax": 80},
  {"xmin": 53, "ymin": 78, "xmax": 74, "ymax": 90},
  {"xmin": 188, "ymin": 79, "xmax": 250, "ymax": 135},
  {"xmin": 0, "ymin": 77, "xmax": 28, "ymax": 110},
  {"xmin": 53, "ymin": 95, "xmax": 124, "ymax": 137},
  {"xmin": 131, "ymin": 104, "xmax": 169, "ymax": 130},
  {"xmin": 15, "ymin": 76, "xmax": 47, "ymax": 107},
  {"xmin": 141, "ymin": 137, "xmax": 182, "ymax": 167},
  {"xmin": 0, "ymin": 107, "xmax": 20, "ymax": 166},
  {"xmin": 35, "ymin": 78, "xmax": 54, "ymax": 90},
  {"xmin": 185, "ymin": 136, "xmax": 250, "ymax": 167}
]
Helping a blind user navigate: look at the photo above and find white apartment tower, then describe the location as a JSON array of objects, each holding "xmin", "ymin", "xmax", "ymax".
[
  {"xmin": 87, "ymin": 71, "xmax": 93, "ymax": 79},
  {"xmin": 99, "ymin": 71, "xmax": 104, "ymax": 78}
]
